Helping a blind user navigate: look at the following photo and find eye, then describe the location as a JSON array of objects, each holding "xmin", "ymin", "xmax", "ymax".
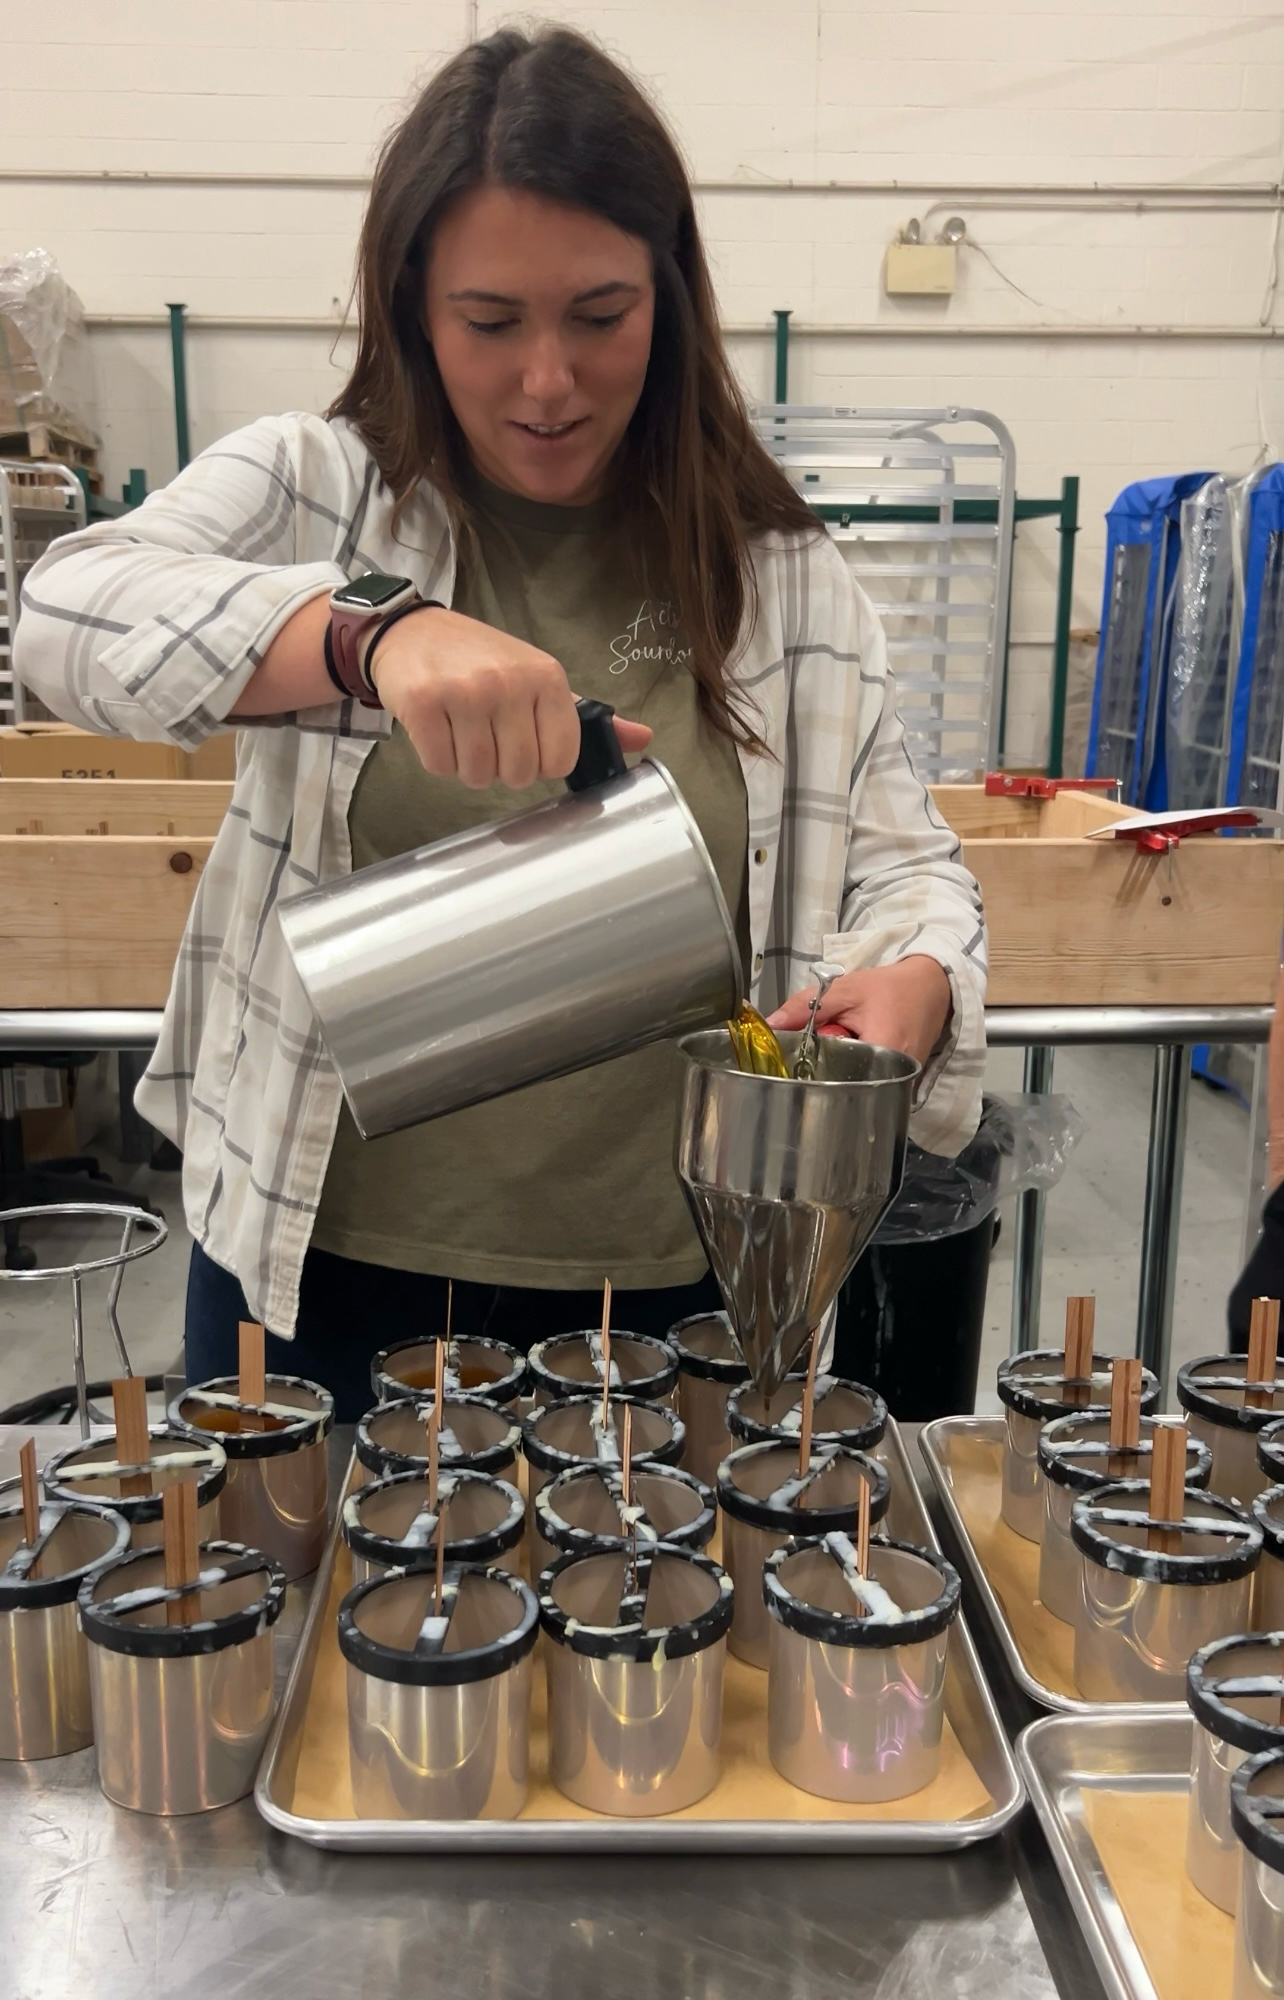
[
  {"xmin": 466, "ymin": 317, "xmax": 518, "ymax": 336},
  {"xmin": 579, "ymin": 310, "xmax": 628, "ymax": 330}
]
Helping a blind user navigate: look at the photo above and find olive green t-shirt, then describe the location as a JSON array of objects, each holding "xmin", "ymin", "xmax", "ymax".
[{"xmin": 312, "ymin": 473, "xmax": 749, "ymax": 1289}]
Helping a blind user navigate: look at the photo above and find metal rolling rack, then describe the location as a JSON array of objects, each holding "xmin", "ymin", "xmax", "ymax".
[
  {"xmin": 0, "ymin": 1002, "xmax": 1268, "ymax": 1401},
  {"xmin": 753, "ymin": 404, "xmax": 1017, "ymax": 781},
  {"xmin": 0, "ymin": 458, "xmax": 86, "ymax": 724}
]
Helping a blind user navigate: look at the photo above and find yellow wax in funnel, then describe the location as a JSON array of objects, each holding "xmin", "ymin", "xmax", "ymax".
[{"xmin": 726, "ymin": 1003, "xmax": 790, "ymax": 1078}]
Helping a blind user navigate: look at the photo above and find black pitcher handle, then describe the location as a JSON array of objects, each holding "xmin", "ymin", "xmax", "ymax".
[{"xmin": 567, "ymin": 697, "xmax": 629, "ymax": 793}]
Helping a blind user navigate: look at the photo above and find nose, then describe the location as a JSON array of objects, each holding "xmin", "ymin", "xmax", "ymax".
[{"xmin": 521, "ymin": 330, "xmax": 575, "ymax": 406}]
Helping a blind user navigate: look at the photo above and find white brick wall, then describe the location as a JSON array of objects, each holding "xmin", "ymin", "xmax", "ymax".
[{"xmin": 3, "ymin": 0, "xmax": 1283, "ymax": 767}]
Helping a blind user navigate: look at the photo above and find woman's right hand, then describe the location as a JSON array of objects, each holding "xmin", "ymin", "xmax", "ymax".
[{"xmin": 367, "ymin": 606, "xmax": 650, "ymax": 790}]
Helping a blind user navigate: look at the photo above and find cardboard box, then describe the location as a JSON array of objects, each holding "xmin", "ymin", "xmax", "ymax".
[{"xmin": 0, "ymin": 723, "xmax": 237, "ymax": 781}]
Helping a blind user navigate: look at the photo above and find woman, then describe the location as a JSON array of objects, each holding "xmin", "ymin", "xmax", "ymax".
[{"xmin": 17, "ymin": 26, "xmax": 987, "ymax": 1420}]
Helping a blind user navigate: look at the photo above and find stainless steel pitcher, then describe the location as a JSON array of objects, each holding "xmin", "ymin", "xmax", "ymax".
[{"xmin": 278, "ymin": 701, "xmax": 743, "ymax": 1139}]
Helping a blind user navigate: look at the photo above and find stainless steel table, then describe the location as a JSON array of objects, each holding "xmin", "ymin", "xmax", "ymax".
[
  {"xmin": 0, "ymin": 1427, "xmax": 1086, "ymax": 2000},
  {"xmin": 0, "ymin": 1001, "xmax": 1270, "ymax": 1398}
]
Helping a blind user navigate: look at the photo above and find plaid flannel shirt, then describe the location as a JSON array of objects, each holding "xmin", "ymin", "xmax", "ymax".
[{"xmin": 16, "ymin": 412, "xmax": 987, "ymax": 1336}]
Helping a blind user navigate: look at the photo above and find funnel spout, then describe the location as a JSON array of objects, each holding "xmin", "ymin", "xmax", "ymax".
[{"xmin": 674, "ymin": 1031, "xmax": 917, "ymax": 1397}]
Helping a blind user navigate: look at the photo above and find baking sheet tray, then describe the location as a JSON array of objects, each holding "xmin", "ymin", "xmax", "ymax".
[
  {"xmin": 919, "ymin": 1415, "xmax": 1187, "ymax": 1716},
  {"xmin": 1018, "ymin": 1710, "xmax": 1232, "ymax": 2000},
  {"xmin": 254, "ymin": 1417, "xmax": 1023, "ymax": 1851}
]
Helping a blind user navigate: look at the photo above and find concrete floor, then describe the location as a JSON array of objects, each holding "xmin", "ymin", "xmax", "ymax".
[{"xmin": 0, "ymin": 1044, "xmax": 1257, "ymax": 1420}]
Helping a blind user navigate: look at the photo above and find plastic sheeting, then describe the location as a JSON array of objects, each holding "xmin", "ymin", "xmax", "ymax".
[
  {"xmin": 1228, "ymin": 464, "xmax": 1284, "ymax": 813},
  {"xmin": 0, "ymin": 247, "xmax": 99, "ymax": 448},
  {"xmin": 872, "ymin": 1091, "xmax": 1083, "ymax": 1245},
  {"xmin": 1087, "ymin": 471, "xmax": 1214, "ymax": 806}
]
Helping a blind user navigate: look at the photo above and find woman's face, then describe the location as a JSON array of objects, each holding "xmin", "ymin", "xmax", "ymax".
[{"xmin": 425, "ymin": 185, "xmax": 656, "ymax": 507}]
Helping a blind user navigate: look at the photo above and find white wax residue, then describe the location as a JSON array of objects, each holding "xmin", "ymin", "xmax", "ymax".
[
  {"xmin": 589, "ymin": 1331, "xmax": 623, "ymax": 1390},
  {"xmin": 823, "ymin": 1531, "xmax": 905, "ymax": 1623},
  {"xmin": 778, "ymin": 1378, "xmax": 835, "ymax": 1436},
  {"xmin": 418, "ymin": 1614, "xmax": 450, "ymax": 1649},
  {"xmin": 590, "ymin": 1406, "xmax": 621, "ymax": 1464}
]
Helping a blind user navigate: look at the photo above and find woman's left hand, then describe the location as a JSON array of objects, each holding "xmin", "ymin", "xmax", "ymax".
[{"xmin": 767, "ymin": 956, "xmax": 953, "ymax": 1069}]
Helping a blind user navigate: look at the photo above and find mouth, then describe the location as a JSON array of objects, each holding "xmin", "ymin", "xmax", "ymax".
[{"xmin": 509, "ymin": 418, "xmax": 589, "ymax": 443}]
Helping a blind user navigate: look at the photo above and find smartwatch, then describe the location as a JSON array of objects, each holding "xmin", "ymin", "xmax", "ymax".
[{"xmin": 325, "ymin": 573, "xmax": 421, "ymax": 707}]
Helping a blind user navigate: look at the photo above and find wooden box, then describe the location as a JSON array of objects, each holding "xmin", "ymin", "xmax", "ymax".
[
  {"xmin": 1, "ymin": 776, "xmax": 1279, "ymax": 1014},
  {"xmin": 0, "ymin": 779, "xmax": 232, "ymax": 1006},
  {"xmin": 0, "ymin": 724, "xmax": 236, "ymax": 781},
  {"xmin": 932, "ymin": 786, "xmax": 1284, "ymax": 1007}
]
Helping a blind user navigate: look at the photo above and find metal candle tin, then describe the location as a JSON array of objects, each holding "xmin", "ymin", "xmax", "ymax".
[
  {"xmin": 277, "ymin": 706, "xmax": 742, "ymax": 1139},
  {"xmin": 727, "ymin": 1373, "xmax": 888, "ymax": 1455},
  {"xmin": 668, "ymin": 1310, "xmax": 748, "ymax": 1486},
  {"xmin": 43, "ymin": 1427, "xmax": 227, "ymax": 1550},
  {"xmin": 355, "ymin": 1394, "xmax": 520, "ymax": 1488},
  {"xmin": 79, "ymin": 1538, "xmax": 287, "ymax": 1814},
  {"xmin": 168, "ymin": 1374, "xmax": 333, "ymax": 1582},
  {"xmin": 1177, "ymin": 1356, "xmax": 1284, "ymax": 1506},
  {"xmin": 1253, "ymin": 1487, "xmax": 1284, "ymax": 1631},
  {"xmin": 521, "ymin": 1393, "xmax": 685, "ymax": 1575},
  {"xmin": 1231, "ymin": 1746, "xmax": 1284, "ymax": 1998},
  {"xmin": 339, "ymin": 1563, "xmax": 539, "ymax": 1820},
  {"xmin": 763, "ymin": 1533, "xmax": 961, "ymax": 1803},
  {"xmin": 1186, "ymin": 1632, "xmax": 1284, "ymax": 1916},
  {"xmin": 526, "ymin": 1329, "xmax": 678, "ymax": 1408},
  {"xmin": 0, "ymin": 1494, "xmax": 129, "ymax": 1760},
  {"xmin": 1069, "ymin": 1479, "xmax": 1261, "ymax": 1702},
  {"xmin": 341, "ymin": 1469, "xmax": 525, "ymax": 1586},
  {"xmin": 370, "ymin": 1334, "xmax": 526, "ymax": 1408},
  {"xmin": 996, "ymin": 1351, "xmax": 1159, "ymax": 1542},
  {"xmin": 539, "ymin": 1544, "xmax": 734, "ymax": 1815},
  {"xmin": 1036, "ymin": 1414, "xmax": 1212, "ymax": 1625},
  {"xmin": 534, "ymin": 1461, "xmax": 716, "ymax": 1562},
  {"xmin": 715, "ymin": 1440, "xmax": 892, "ymax": 1669}
]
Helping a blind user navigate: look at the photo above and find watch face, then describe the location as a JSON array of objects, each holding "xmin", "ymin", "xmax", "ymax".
[{"xmin": 335, "ymin": 573, "xmax": 412, "ymax": 611}]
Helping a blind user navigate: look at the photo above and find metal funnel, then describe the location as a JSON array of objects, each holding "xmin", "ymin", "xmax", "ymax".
[{"xmin": 674, "ymin": 1030, "xmax": 917, "ymax": 1397}]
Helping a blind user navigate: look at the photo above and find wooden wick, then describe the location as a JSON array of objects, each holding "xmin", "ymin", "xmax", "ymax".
[
  {"xmin": 798, "ymin": 1328, "xmax": 823, "ymax": 1476},
  {"xmin": 162, "ymin": 1479, "xmax": 200, "ymax": 1627},
  {"xmin": 1148, "ymin": 1420, "xmax": 1188, "ymax": 1556},
  {"xmin": 1064, "ymin": 1296, "xmax": 1096, "ymax": 1408},
  {"xmin": 18, "ymin": 1439, "xmax": 41, "ymax": 1579},
  {"xmin": 1108, "ymin": 1357, "xmax": 1143, "ymax": 1460},
  {"xmin": 1247, "ymin": 1297, "xmax": 1281, "ymax": 1410},
  {"xmin": 855, "ymin": 1471, "xmax": 871, "ymax": 1612},
  {"xmin": 239, "ymin": 1319, "xmax": 267, "ymax": 1433},
  {"xmin": 112, "ymin": 1374, "xmax": 152, "ymax": 1499},
  {"xmin": 599, "ymin": 1278, "xmax": 613, "ymax": 1438}
]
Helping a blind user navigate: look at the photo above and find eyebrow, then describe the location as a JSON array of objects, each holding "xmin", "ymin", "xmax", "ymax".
[{"xmin": 445, "ymin": 281, "xmax": 644, "ymax": 306}]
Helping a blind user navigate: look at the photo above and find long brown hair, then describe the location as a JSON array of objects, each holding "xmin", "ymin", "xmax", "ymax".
[{"xmin": 329, "ymin": 24, "xmax": 817, "ymax": 748}]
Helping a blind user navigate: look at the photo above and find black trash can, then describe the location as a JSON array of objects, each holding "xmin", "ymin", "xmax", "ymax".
[
  {"xmin": 832, "ymin": 1214, "xmax": 997, "ymax": 1423},
  {"xmin": 831, "ymin": 1095, "xmax": 1013, "ymax": 1423}
]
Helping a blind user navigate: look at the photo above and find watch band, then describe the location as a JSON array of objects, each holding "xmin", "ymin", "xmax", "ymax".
[
  {"xmin": 326, "ymin": 575, "xmax": 420, "ymax": 707},
  {"xmin": 362, "ymin": 598, "xmax": 443, "ymax": 692}
]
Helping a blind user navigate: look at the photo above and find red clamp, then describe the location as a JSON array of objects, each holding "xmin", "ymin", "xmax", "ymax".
[
  {"xmin": 1112, "ymin": 807, "xmax": 1260, "ymax": 853},
  {"xmin": 983, "ymin": 774, "xmax": 1119, "ymax": 800}
]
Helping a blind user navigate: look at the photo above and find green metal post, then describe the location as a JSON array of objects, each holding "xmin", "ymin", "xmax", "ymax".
[
  {"xmin": 773, "ymin": 310, "xmax": 791, "ymax": 404},
  {"xmin": 123, "ymin": 469, "xmax": 147, "ymax": 508},
  {"xmin": 166, "ymin": 302, "xmax": 191, "ymax": 470},
  {"xmin": 1046, "ymin": 475, "xmax": 1080, "ymax": 778}
]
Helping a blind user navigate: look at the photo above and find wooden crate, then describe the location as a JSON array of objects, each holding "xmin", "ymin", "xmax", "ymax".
[
  {"xmin": 0, "ymin": 780, "xmax": 232, "ymax": 1006},
  {"xmin": 2, "ymin": 776, "xmax": 1279, "ymax": 1013},
  {"xmin": 932, "ymin": 786, "xmax": 1284, "ymax": 1006}
]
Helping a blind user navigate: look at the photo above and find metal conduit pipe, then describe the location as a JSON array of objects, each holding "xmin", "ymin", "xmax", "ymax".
[
  {"xmin": 81, "ymin": 313, "xmax": 1284, "ymax": 341},
  {"xmin": 1, "ymin": 166, "xmax": 1279, "ymax": 203}
]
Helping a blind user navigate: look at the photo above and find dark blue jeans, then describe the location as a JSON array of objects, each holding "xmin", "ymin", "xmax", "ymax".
[{"xmin": 184, "ymin": 1241, "xmax": 723, "ymax": 1423}]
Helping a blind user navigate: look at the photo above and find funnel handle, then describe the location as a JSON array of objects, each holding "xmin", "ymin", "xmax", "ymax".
[{"xmin": 567, "ymin": 698, "xmax": 628, "ymax": 793}]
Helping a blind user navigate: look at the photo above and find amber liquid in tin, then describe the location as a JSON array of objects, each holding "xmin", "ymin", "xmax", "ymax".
[
  {"xmin": 398, "ymin": 1363, "xmax": 496, "ymax": 1392},
  {"xmin": 725, "ymin": 1003, "xmax": 790, "ymax": 1078},
  {"xmin": 185, "ymin": 1405, "xmax": 291, "ymax": 1436}
]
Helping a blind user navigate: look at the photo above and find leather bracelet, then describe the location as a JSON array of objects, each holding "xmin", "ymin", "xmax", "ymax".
[
  {"xmin": 322, "ymin": 622, "xmax": 348, "ymax": 699},
  {"xmin": 361, "ymin": 598, "xmax": 445, "ymax": 696}
]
